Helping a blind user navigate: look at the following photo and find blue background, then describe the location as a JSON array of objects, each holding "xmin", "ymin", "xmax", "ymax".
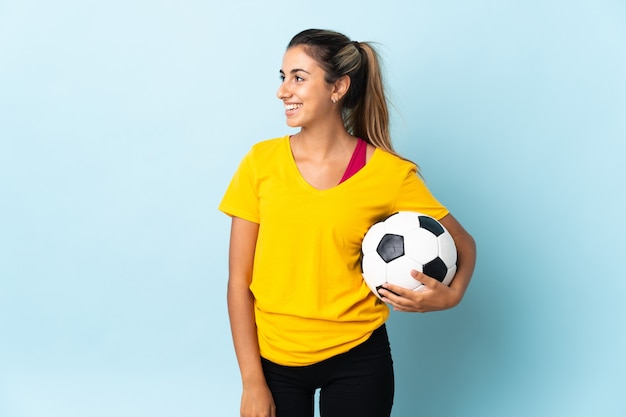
[{"xmin": 1, "ymin": 1, "xmax": 625, "ymax": 416}]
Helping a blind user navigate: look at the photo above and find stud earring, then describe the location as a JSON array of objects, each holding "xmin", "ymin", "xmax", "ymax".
[{"xmin": 332, "ymin": 97, "xmax": 337, "ymax": 104}]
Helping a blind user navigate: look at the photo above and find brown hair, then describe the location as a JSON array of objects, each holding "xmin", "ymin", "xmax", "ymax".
[{"xmin": 287, "ymin": 29, "xmax": 397, "ymax": 155}]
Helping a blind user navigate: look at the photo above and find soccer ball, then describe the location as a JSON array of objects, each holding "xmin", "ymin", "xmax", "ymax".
[{"xmin": 361, "ymin": 211, "xmax": 457, "ymax": 298}]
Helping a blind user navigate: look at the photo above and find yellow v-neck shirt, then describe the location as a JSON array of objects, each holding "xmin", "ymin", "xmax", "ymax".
[{"xmin": 219, "ymin": 136, "xmax": 448, "ymax": 366}]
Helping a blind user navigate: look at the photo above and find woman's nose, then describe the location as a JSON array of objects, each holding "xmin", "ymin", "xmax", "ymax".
[{"xmin": 277, "ymin": 81, "xmax": 290, "ymax": 100}]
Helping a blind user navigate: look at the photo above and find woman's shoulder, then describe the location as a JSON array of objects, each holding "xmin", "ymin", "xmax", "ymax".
[
  {"xmin": 247, "ymin": 135, "xmax": 290, "ymax": 157},
  {"xmin": 251, "ymin": 135, "xmax": 289, "ymax": 149},
  {"xmin": 372, "ymin": 147, "xmax": 418, "ymax": 172}
]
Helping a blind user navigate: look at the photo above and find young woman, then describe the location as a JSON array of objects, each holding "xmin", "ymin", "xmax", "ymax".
[{"xmin": 219, "ymin": 29, "xmax": 476, "ymax": 417}]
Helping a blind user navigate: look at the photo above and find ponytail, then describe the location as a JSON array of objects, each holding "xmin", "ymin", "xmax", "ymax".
[{"xmin": 345, "ymin": 42, "xmax": 393, "ymax": 154}]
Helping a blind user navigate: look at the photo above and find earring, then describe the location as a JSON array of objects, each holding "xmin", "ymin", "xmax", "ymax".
[{"xmin": 332, "ymin": 97, "xmax": 337, "ymax": 104}]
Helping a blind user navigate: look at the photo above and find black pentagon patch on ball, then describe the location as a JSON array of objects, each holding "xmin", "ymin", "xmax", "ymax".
[
  {"xmin": 376, "ymin": 285, "xmax": 399, "ymax": 297},
  {"xmin": 423, "ymin": 257, "xmax": 448, "ymax": 282},
  {"xmin": 376, "ymin": 233, "xmax": 404, "ymax": 263},
  {"xmin": 418, "ymin": 215, "xmax": 445, "ymax": 236}
]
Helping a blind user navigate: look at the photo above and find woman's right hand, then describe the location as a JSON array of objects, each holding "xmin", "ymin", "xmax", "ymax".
[{"xmin": 240, "ymin": 380, "xmax": 276, "ymax": 417}]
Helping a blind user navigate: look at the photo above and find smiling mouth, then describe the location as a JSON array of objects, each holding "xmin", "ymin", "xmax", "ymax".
[{"xmin": 285, "ymin": 104, "xmax": 302, "ymax": 111}]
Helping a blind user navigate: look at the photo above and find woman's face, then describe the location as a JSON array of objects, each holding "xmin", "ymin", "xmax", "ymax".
[{"xmin": 277, "ymin": 45, "xmax": 336, "ymax": 128}]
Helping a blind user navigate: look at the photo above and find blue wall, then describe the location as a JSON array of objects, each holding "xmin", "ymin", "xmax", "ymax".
[{"xmin": 1, "ymin": 1, "xmax": 624, "ymax": 416}]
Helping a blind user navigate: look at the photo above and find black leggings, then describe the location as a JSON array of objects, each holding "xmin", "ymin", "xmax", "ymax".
[{"xmin": 261, "ymin": 325, "xmax": 394, "ymax": 417}]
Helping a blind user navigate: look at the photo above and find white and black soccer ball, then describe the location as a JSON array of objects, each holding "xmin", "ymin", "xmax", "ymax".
[{"xmin": 361, "ymin": 211, "xmax": 457, "ymax": 298}]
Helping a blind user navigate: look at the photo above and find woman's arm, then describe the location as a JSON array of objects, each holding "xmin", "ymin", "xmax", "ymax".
[
  {"xmin": 227, "ymin": 216, "xmax": 276, "ymax": 417},
  {"xmin": 378, "ymin": 213, "xmax": 477, "ymax": 312}
]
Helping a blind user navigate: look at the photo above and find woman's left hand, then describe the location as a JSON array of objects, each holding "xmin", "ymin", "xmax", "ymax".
[
  {"xmin": 378, "ymin": 213, "xmax": 476, "ymax": 313},
  {"xmin": 377, "ymin": 270, "xmax": 462, "ymax": 313}
]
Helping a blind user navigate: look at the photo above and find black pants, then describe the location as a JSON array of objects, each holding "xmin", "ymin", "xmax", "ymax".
[{"xmin": 261, "ymin": 324, "xmax": 394, "ymax": 417}]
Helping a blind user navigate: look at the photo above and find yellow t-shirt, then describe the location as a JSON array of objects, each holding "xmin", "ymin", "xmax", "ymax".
[{"xmin": 219, "ymin": 136, "xmax": 448, "ymax": 366}]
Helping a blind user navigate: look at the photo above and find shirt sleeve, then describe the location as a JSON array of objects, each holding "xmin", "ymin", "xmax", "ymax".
[
  {"xmin": 392, "ymin": 164, "xmax": 449, "ymax": 220},
  {"xmin": 218, "ymin": 150, "xmax": 260, "ymax": 224}
]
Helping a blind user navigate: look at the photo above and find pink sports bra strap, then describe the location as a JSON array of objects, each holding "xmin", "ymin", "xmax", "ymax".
[{"xmin": 339, "ymin": 138, "xmax": 367, "ymax": 184}]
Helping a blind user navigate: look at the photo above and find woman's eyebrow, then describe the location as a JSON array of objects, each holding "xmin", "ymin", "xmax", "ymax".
[{"xmin": 279, "ymin": 68, "xmax": 312, "ymax": 75}]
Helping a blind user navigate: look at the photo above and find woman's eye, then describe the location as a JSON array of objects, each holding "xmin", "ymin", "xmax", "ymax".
[{"xmin": 278, "ymin": 74, "xmax": 304, "ymax": 83}]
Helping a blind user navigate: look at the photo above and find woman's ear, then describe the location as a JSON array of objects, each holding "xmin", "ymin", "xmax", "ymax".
[{"xmin": 332, "ymin": 75, "xmax": 351, "ymax": 101}]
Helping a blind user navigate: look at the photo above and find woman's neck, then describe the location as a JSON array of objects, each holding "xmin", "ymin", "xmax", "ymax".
[{"xmin": 292, "ymin": 125, "xmax": 355, "ymax": 162}]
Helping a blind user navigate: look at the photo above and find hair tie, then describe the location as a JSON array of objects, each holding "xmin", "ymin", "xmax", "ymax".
[{"xmin": 352, "ymin": 40, "xmax": 360, "ymax": 49}]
